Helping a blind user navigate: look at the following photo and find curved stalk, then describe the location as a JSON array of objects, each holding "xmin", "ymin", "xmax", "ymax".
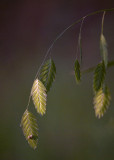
[
  {"xmin": 27, "ymin": 8, "xmax": 114, "ymax": 109},
  {"xmin": 101, "ymin": 11, "xmax": 106, "ymax": 34},
  {"xmin": 35, "ymin": 8, "xmax": 114, "ymax": 78},
  {"xmin": 82, "ymin": 60, "xmax": 114, "ymax": 74}
]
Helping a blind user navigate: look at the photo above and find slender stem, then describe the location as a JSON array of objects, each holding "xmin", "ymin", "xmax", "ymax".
[
  {"xmin": 101, "ymin": 11, "xmax": 106, "ymax": 34},
  {"xmin": 26, "ymin": 91, "xmax": 31, "ymax": 109},
  {"xmin": 37, "ymin": 8, "xmax": 114, "ymax": 78},
  {"xmin": 26, "ymin": 8, "xmax": 114, "ymax": 109},
  {"xmin": 76, "ymin": 17, "xmax": 85, "ymax": 64},
  {"xmin": 82, "ymin": 60, "xmax": 114, "ymax": 74}
]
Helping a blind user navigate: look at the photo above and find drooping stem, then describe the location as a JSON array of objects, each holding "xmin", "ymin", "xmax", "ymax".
[
  {"xmin": 82, "ymin": 60, "xmax": 114, "ymax": 74},
  {"xmin": 26, "ymin": 91, "xmax": 31, "ymax": 109},
  {"xmin": 101, "ymin": 11, "xmax": 106, "ymax": 34},
  {"xmin": 26, "ymin": 8, "xmax": 114, "ymax": 109},
  {"xmin": 36, "ymin": 8, "xmax": 114, "ymax": 77},
  {"xmin": 76, "ymin": 17, "xmax": 85, "ymax": 64}
]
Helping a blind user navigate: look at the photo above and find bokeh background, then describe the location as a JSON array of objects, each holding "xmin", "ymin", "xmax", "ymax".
[{"xmin": 0, "ymin": 0, "xmax": 114, "ymax": 160}]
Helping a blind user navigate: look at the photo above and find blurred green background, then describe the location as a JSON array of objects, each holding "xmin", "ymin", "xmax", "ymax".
[{"xmin": 0, "ymin": 0, "xmax": 114, "ymax": 160}]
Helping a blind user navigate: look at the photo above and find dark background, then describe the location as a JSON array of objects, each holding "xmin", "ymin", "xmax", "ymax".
[{"xmin": 0, "ymin": 0, "xmax": 114, "ymax": 160}]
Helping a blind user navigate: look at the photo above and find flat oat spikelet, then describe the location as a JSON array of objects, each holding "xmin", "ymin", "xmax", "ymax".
[
  {"xmin": 31, "ymin": 78, "xmax": 47, "ymax": 115},
  {"xmin": 93, "ymin": 86, "xmax": 111, "ymax": 118},
  {"xmin": 40, "ymin": 59, "xmax": 56, "ymax": 92},
  {"xmin": 20, "ymin": 109, "xmax": 38, "ymax": 149},
  {"xmin": 74, "ymin": 59, "xmax": 81, "ymax": 84},
  {"xmin": 100, "ymin": 34, "xmax": 108, "ymax": 68},
  {"xmin": 93, "ymin": 61, "xmax": 106, "ymax": 92}
]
